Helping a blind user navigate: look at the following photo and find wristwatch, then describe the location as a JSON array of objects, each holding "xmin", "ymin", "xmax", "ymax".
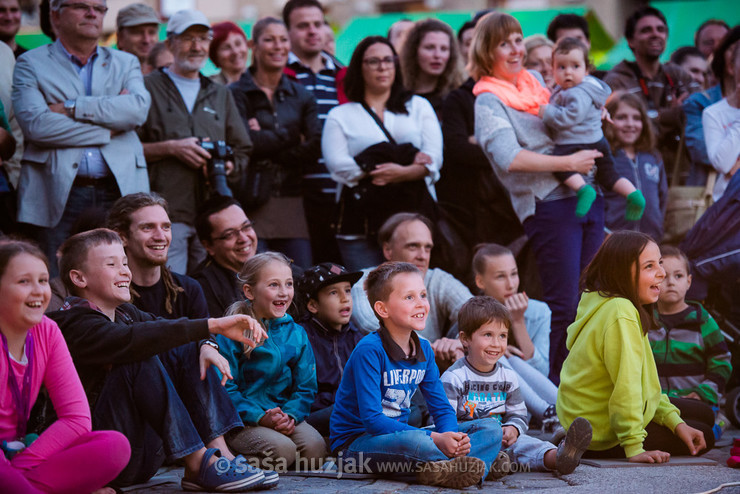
[
  {"xmin": 201, "ymin": 339, "xmax": 219, "ymax": 351},
  {"xmin": 63, "ymin": 99, "xmax": 75, "ymax": 118}
]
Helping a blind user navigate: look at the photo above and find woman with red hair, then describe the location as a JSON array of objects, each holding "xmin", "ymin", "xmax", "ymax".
[{"xmin": 209, "ymin": 22, "xmax": 249, "ymax": 85}]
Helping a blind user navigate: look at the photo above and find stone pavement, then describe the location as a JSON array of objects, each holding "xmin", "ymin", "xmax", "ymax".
[{"xmin": 128, "ymin": 427, "xmax": 740, "ymax": 494}]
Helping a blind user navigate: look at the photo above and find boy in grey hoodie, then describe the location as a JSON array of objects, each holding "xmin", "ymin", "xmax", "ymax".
[{"xmin": 540, "ymin": 38, "xmax": 645, "ymax": 219}]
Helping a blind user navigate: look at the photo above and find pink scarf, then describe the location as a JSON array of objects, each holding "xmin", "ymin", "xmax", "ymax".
[{"xmin": 473, "ymin": 71, "xmax": 551, "ymax": 116}]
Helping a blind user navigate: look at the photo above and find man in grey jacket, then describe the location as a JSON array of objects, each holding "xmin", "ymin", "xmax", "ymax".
[{"xmin": 12, "ymin": 0, "xmax": 151, "ymax": 275}]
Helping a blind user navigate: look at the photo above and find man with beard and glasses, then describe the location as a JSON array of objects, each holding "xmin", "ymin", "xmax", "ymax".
[{"xmin": 137, "ymin": 9, "xmax": 252, "ymax": 276}]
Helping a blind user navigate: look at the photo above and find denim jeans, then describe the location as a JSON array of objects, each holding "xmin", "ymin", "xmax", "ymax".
[
  {"xmin": 339, "ymin": 419, "xmax": 502, "ymax": 479},
  {"xmin": 257, "ymin": 238, "xmax": 313, "ymax": 269},
  {"xmin": 35, "ymin": 180, "xmax": 120, "ymax": 277},
  {"xmin": 499, "ymin": 356, "xmax": 557, "ymax": 419},
  {"xmin": 335, "ymin": 236, "xmax": 385, "ymax": 272},
  {"xmin": 91, "ymin": 343, "xmax": 242, "ymax": 487},
  {"xmin": 523, "ymin": 195, "xmax": 604, "ymax": 384},
  {"xmin": 505, "ymin": 433, "xmax": 555, "ymax": 472}
]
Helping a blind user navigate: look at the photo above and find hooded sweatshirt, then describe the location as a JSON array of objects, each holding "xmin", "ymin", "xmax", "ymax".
[
  {"xmin": 543, "ymin": 75, "xmax": 611, "ymax": 145},
  {"xmin": 556, "ymin": 291, "xmax": 683, "ymax": 457}
]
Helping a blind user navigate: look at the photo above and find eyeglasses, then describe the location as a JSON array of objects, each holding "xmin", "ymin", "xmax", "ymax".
[
  {"xmin": 213, "ymin": 222, "xmax": 254, "ymax": 242},
  {"xmin": 363, "ymin": 56, "xmax": 396, "ymax": 69},
  {"xmin": 59, "ymin": 2, "xmax": 108, "ymax": 15},
  {"xmin": 178, "ymin": 33, "xmax": 214, "ymax": 45}
]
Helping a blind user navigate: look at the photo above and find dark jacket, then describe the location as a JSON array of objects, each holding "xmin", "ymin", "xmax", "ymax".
[
  {"xmin": 436, "ymin": 78, "xmax": 523, "ymax": 247},
  {"xmin": 138, "ymin": 69, "xmax": 253, "ymax": 224},
  {"xmin": 49, "ymin": 298, "xmax": 209, "ymax": 408},
  {"xmin": 604, "ymin": 149, "xmax": 667, "ymax": 242},
  {"xmin": 230, "ymin": 68, "xmax": 321, "ymax": 196},
  {"xmin": 299, "ymin": 316, "xmax": 363, "ymax": 412},
  {"xmin": 191, "ymin": 255, "xmax": 243, "ymax": 319}
]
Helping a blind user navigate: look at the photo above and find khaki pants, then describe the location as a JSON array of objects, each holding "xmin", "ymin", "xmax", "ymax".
[{"xmin": 227, "ymin": 421, "xmax": 326, "ymax": 471}]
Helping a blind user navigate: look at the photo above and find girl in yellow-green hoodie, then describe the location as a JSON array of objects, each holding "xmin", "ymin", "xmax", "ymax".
[{"xmin": 556, "ymin": 231, "xmax": 708, "ymax": 463}]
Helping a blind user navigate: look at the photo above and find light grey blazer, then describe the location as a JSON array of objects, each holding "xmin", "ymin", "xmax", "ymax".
[{"xmin": 12, "ymin": 41, "xmax": 151, "ymax": 227}]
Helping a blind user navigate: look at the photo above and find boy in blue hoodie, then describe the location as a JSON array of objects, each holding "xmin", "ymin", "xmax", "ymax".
[
  {"xmin": 298, "ymin": 263, "xmax": 365, "ymax": 437},
  {"xmin": 330, "ymin": 262, "xmax": 501, "ymax": 488},
  {"xmin": 540, "ymin": 37, "xmax": 645, "ymax": 220}
]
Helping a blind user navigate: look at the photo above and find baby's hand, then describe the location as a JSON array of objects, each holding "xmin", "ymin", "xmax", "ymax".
[{"xmin": 501, "ymin": 425, "xmax": 519, "ymax": 447}]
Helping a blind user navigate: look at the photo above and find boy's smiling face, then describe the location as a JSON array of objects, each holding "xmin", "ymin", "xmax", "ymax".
[
  {"xmin": 71, "ymin": 242, "xmax": 132, "ymax": 313},
  {"xmin": 375, "ymin": 272, "xmax": 429, "ymax": 333},
  {"xmin": 461, "ymin": 320, "xmax": 508, "ymax": 373},
  {"xmin": 308, "ymin": 281, "xmax": 353, "ymax": 331}
]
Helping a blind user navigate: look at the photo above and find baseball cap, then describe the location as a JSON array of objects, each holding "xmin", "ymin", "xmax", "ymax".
[
  {"xmin": 117, "ymin": 3, "xmax": 160, "ymax": 29},
  {"xmin": 166, "ymin": 9, "xmax": 210, "ymax": 36},
  {"xmin": 298, "ymin": 263, "xmax": 363, "ymax": 300}
]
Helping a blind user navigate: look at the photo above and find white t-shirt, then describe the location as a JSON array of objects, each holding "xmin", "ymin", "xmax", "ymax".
[{"xmin": 702, "ymin": 98, "xmax": 740, "ymax": 201}]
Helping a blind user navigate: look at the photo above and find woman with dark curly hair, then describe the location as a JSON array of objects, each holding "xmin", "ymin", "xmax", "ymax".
[{"xmin": 400, "ymin": 19, "xmax": 463, "ymax": 117}]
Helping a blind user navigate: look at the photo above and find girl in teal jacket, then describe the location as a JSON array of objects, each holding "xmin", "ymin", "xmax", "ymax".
[{"xmin": 217, "ymin": 252, "xmax": 326, "ymax": 470}]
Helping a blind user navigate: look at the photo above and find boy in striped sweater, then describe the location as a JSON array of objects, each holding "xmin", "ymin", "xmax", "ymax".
[{"xmin": 441, "ymin": 296, "xmax": 592, "ymax": 476}]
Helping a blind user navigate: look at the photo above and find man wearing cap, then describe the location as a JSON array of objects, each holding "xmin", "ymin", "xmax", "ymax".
[
  {"xmin": 296, "ymin": 262, "xmax": 364, "ymax": 437},
  {"xmin": 116, "ymin": 2, "xmax": 160, "ymax": 75},
  {"xmin": 12, "ymin": 0, "xmax": 151, "ymax": 274},
  {"xmin": 138, "ymin": 8, "xmax": 252, "ymax": 275}
]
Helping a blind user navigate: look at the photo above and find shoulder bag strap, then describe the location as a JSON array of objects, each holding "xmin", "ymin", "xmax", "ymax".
[{"xmin": 360, "ymin": 101, "xmax": 397, "ymax": 145}]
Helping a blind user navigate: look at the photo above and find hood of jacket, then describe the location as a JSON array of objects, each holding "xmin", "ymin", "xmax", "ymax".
[
  {"xmin": 566, "ymin": 290, "xmax": 630, "ymax": 350},
  {"xmin": 552, "ymin": 75, "xmax": 611, "ymax": 108}
]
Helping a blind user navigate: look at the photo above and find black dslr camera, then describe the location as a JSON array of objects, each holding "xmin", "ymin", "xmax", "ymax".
[{"xmin": 199, "ymin": 139, "xmax": 234, "ymax": 197}]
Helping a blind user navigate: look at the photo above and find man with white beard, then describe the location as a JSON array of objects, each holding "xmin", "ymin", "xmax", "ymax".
[{"xmin": 137, "ymin": 9, "xmax": 252, "ymax": 275}]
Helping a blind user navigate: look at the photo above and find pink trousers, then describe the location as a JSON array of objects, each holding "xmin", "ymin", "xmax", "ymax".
[{"xmin": 0, "ymin": 430, "xmax": 130, "ymax": 494}]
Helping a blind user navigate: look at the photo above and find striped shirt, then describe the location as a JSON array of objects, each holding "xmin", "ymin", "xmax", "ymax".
[
  {"xmin": 441, "ymin": 357, "xmax": 528, "ymax": 436},
  {"xmin": 650, "ymin": 302, "xmax": 732, "ymax": 405},
  {"xmin": 285, "ymin": 52, "xmax": 339, "ymax": 194}
]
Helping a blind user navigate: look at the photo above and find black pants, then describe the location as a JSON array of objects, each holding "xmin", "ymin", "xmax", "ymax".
[{"xmin": 584, "ymin": 397, "xmax": 715, "ymax": 458}]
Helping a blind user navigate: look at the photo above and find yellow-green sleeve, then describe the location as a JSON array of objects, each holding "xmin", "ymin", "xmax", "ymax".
[{"xmin": 652, "ymin": 393, "xmax": 683, "ymax": 432}]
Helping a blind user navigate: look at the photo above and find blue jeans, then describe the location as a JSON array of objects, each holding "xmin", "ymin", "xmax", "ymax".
[
  {"xmin": 339, "ymin": 419, "xmax": 502, "ymax": 479},
  {"xmin": 335, "ymin": 236, "xmax": 385, "ymax": 272},
  {"xmin": 506, "ymin": 434, "xmax": 555, "ymax": 472},
  {"xmin": 168, "ymin": 222, "xmax": 207, "ymax": 275},
  {"xmin": 523, "ymin": 195, "xmax": 604, "ymax": 384},
  {"xmin": 499, "ymin": 356, "xmax": 557, "ymax": 419},
  {"xmin": 92, "ymin": 343, "xmax": 242, "ymax": 487},
  {"xmin": 35, "ymin": 179, "xmax": 120, "ymax": 277},
  {"xmin": 258, "ymin": 238, "xmax": 313, "ymax": 269}
]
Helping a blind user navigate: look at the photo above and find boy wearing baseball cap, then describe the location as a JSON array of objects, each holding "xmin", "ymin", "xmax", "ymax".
[{"xmin": 297, "ymin": 263, "xmax": 364, "ymax": 436}]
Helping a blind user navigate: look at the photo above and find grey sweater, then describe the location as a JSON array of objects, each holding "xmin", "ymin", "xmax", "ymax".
[
  {"xmin": 474, "ymin": 90, "xmax": 567, "ymax": 223},
  {"xmin": 543, "ymin": 75, "xmax": 611, "ymax": 145}
]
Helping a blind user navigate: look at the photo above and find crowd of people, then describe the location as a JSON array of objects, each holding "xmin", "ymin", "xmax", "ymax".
[{"xmin": 0, "ymin": 0, "xmax": 737, "ymax": 491}]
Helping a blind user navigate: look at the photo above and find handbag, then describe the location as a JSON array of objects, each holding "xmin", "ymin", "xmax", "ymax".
[
  {"xmin": 236, "ymin": 159, "xmax": 276, "ymax": 212},
  {"xmin": 335, "ymin": 103, "xmax": 437, "ymax": 237},
  {"xmin": 663, "ymin": 138, "xmax": 716, "ymax": 243}
]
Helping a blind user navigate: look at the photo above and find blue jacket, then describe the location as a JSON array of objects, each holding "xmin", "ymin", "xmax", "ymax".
[
  {"xmin": 604, "ymin": 149, "xmax": 667, "ymax": 242},
  {"xmin": 217, "ymin": 314, "xmax": 317, "ymax": 425},
  {"xmin": 329, "ymin": 326, "xmax": 458, "ymax": 452},
  {"xmin": 683, "ymin": 85, "xmax": 722, "ymax": 185},
  {"xmin": 299, "ymin": 316, "xmax": 363, "ymax": 412}
]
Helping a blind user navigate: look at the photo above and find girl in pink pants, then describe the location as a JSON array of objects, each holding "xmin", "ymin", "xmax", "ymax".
[{"xmin": 0, "ymin": 240, "xmax": 130, "ymax": 493}]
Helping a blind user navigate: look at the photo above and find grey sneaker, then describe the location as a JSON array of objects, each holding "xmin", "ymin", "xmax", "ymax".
[
  {"xmin": 549, "ymin": 424, "xmax": 567, "ymax": 446},
  {"xmin": 417, "ymin": 456, "xmax": 485, "ymax": 488},
  {"xmin": 555, "ymin": 417, "xmax": 592, "ymax": 475},
  {"xmin": 486, "ymin": 451, "xmax": 511, "ymax": 480}
]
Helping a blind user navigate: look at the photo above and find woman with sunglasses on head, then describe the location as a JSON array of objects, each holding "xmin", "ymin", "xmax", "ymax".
[{"xmin": 322, "ymin": 36, "xmax": 442, "ymax": 271}]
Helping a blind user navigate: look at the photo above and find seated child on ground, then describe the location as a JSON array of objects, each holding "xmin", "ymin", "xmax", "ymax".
[
  {"xmin": 218, "ymin": 252, "xmax": 326, "ymax": 471},
  {"xmin": 650, "ymin": 245, "xmax": 730, "ymax": 442},
  {"xmin": 471, "ymin": 245, "xmax": 560, "ymax": 432},
  {"xmin": 330, "ymin": 262, "xmax": 502, "ymax": 488},
  {"xmin": 297, "ymin": 263, "xmax": 364, "ymax": 437},
  {"xmin": 540, "ymin": 37, "xmax": 645, "ymax": 219},
  {"xmin": 441, "ymin": 296, "xmax": 592, "ymax": 476},
  {"xmin": 0, "ymin": 240, "xmax": 130, "ymax": 494},
  {"xmin": 50, "ymin": 229, "xmax": 273, "ymax": 491}
]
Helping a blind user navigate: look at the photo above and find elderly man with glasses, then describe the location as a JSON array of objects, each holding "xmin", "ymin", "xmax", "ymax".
[
  {"xmin": 137, "ymin": 9, "xmax": 252, "ymax": 276},
  {"xmin": 12, "ymin": 0, "xmax": 151, "ymax": 275}
]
